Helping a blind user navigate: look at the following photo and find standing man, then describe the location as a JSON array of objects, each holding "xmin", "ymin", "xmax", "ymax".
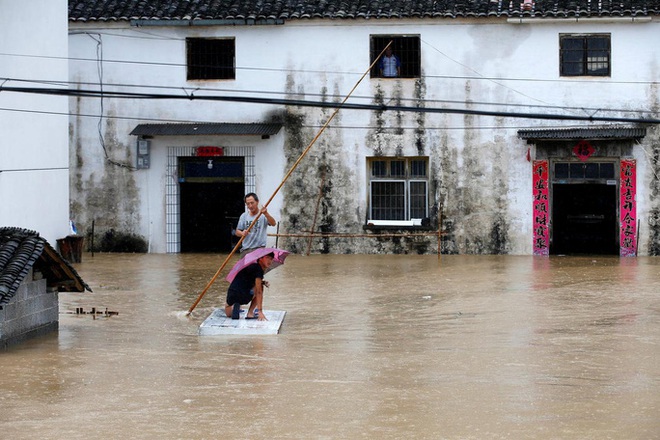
[
  {"xmin": 235, "ymin": 193, "xmax": 277, "ymax": 256},
  {"xmin": 379, "ymin": 46, "xmax": 401, "ymax": 78}
]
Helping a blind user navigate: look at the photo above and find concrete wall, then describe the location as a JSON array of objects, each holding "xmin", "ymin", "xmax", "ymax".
[
  {"xmin": 0, "ymin": 0, "xmax": 70, "ymax": 246},
  {"xmin": 68, "ymin": 18, "xmax": 660, "ymax": 254},
  {"xmin": 0, "ymin": 270, "xmax": 59, "ymax": 349}
]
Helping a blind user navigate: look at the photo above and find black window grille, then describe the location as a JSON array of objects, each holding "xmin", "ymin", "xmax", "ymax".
[
  {"xmin": 560, "ymin": 35, "xmax": 610, "ymax": 77},
  {"xmin": 371, "ymin": 181, "xmax": 406, "ymax": 220},
  {"xmin": 187, "ymin": 38, "xmax": 235, "ymax": 80},
  {"xmin": 370, "ymin": 35, "xmax": 421, "ymax": 79},
  {"xmin": 368, "ymin": 157, "xmax": 429, "ymax": 221}
]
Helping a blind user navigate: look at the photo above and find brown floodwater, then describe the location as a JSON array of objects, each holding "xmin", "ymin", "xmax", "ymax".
[{"xmin": 1, "ymin": 253, "xmax": 658, "ymax": 439}]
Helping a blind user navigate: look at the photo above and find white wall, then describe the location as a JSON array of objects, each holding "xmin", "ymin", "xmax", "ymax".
[
  {"xmin": 68, "ymin": 17, "xmax": 660, "ymax": 254},
  {"xmin": 0, "ymin": 0, "xmax": 70, "ymax": 246}
]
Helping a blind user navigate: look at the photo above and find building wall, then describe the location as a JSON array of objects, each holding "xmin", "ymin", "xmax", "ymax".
[
  {"xmin": 0, "ymin": 270, "xmax": 59, "ymax": 348},
  {"xmin": 0, "ymin": 0, "xmax": 70, "ymax": 246},
  {"xmin": 68, "ymin": 18, "xmax": 660, "ymax": 254}
]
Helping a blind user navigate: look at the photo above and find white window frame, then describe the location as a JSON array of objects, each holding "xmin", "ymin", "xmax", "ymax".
[
  {"xmin": 367, "ymin": 157, "xmax": 429, "ymax": 226},
  {"xmin": 408, "ymin": 179, "xmax": 429, "ymax": 219}
]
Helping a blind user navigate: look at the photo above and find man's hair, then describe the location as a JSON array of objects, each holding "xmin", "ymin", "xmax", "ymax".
[
  {"xmin": 244, "ymin": 192, "xmax": 259, "ymax": 202},
  {"xmin": 260, "ymin": 252, "xmax": 275, "ymax": 259}
]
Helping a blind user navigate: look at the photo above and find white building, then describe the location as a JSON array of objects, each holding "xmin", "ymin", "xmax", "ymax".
[
  {"xmin": 67, "ymin": 1, "xmax": 660, "ymax": 255},
  {"xmin": 0, "ymin": 0, "xmax": 70, "ymax": 246}
]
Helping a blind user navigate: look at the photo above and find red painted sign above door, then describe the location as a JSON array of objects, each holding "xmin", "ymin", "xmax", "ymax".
[{"xmin": 195, "ymin": 146, "xmax": 224, "ymax": 157}]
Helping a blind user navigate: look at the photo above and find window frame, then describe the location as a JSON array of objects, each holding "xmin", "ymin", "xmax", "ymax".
[
  {"xmin": 559, "ymin": 34, "xmax": 611, "ymax": 77},
  {"xmin": 367, "ymin": 157, "xmax": 429, "ymax": 225},
  {"xmin": 186, "ymin": 37, "xmax": 236, "ymax": 81},
  {"xmin": 370, "ymin": 35, "xmax": 421, "ymax": 79},
  {"xmin": 552, "ymin": 160, "xmax": 617, "ymax": 182}
]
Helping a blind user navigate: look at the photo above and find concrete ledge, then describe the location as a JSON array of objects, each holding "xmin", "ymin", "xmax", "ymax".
[{"xmin": 199, "ymin": 308, "xmax": 286, "ymax": 335}]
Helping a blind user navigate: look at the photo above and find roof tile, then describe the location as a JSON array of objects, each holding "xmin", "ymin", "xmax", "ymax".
[
  {"xmin": 68, "ymin": 0, "xmax": 660, "ymax": 21},
  {"xmin": 0, "ymin": 228, "xmax": 91, "ymax": 305}
]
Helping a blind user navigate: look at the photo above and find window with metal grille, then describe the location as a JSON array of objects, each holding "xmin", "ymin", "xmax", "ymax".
[
  {"xmin": 370, "ymin": 35, "xmax": 421, "ymax": 79},
  {"xmin": 368, "ymin": 157, "xmax": 429, "ymax": 221},
  {"xmin": 560, "ymin": 34, "xmax": 610, "ymax": 77},
  {"xmin": 187, "ymin": 38, "xmax": 235, "ymax": 80}
]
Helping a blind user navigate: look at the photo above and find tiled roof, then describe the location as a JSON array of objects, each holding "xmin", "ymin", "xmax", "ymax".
[
  {"xmin": 68, "ymin": 0, "xmax": 660, "ymax": 22},
  {"xmin": 130, "ymin": 122, "xmax": 282, "ymax": 137},
  {"xmin": 0, "ymin": 228, "xmax": 91, "ymax": 305},
  {"xmin": 518, "ymin": 125, "xmax": 647, "ymax": 141}
]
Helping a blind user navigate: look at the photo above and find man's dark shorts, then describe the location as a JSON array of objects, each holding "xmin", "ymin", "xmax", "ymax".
[{"xmin": 227, "ymin": 288, "xmax": 253, "ymax": 306}]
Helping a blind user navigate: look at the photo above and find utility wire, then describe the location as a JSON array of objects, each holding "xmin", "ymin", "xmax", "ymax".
[
  {"xmin": 2, "ymin": 85, "xmax": 658, "ymax": 124},
  {"xmin": 1, "ymin": 50, "xmax": 658, "ymax": 86},
  {"xmin": 3, "ymin": 76, "xmax": 658, "ymax": 118},
  {"xmin": 0, "ymin": 106, "xmax": 575, "ymax": 132}
]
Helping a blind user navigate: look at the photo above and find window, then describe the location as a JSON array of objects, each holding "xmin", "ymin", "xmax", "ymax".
[
  {"xmin": 554, "ymin": 162, "xmax": 615, "ymax": 180},
  {"xmin": 560, "ymin": 34, "xmax": 610, "ymax": 76},
  {"xmin": 187, "ymin": 38, "xmax": 235, "ymax": 80},
  {"xmin": 368, "ymin": 157, "xmax": 429, "ymax": 222},
  {"xmin": 370, "ymin": 35, "xmax": 421, "ymax": 79}
]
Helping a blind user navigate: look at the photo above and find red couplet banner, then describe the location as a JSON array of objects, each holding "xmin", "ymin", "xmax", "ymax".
[
  {"xmin": 620, "ymin": 160, "xmax": 637, "ymax": 257},
  {"xmin": 533, "ymin": 160, "xmax": 549, "ymax": 256}
]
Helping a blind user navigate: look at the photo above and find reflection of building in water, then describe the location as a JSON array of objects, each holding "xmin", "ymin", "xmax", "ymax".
[{"xmin": 67, "ymin": 1, "xmax": 660, "ymax": 256}]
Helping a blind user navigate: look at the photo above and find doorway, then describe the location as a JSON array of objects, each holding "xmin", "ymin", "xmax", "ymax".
[
  {"xmin": 551, "ymin": 183, "xmax": 618, "ymax": 255},
  {"xmin": 179, "ymin": 156, "xmax": 245, "ymax": 253}
]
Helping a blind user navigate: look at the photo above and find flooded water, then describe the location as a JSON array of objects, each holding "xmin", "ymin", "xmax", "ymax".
[{"xmin": 1, "ymin": 253, "xmax": 659, "ymax": 439}]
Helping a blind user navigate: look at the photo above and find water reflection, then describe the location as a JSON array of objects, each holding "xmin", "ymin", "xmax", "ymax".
[{"xmin": 1, "ymin": 253, "xmax": 658, "ymax": 439}]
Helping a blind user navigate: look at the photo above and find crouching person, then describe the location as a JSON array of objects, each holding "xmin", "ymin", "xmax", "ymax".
[{"xmin": 224, "ymin": 252, "xmax": 273, "ymax": 321}]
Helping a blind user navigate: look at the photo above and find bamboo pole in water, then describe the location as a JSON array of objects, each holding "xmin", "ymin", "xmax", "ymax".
[{"xmin": 186, "ymin": 42, "xmax": 394, "ymax": 316}]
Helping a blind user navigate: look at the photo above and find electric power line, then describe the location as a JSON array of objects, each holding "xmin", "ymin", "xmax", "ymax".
[
  {"xmin": 2, "ymin": 85, "xmax": 658, "ymax": 124},
  {"xmin": 3, "ymin": 75, "xmax": 659, "ymax": 117},
  {"xmin": 0, "ymin": 105, "xmax": 562, "ymax": 131},
  {"xmin": 1, "ymin": 50, "xmax": 658, "ymax": 87}
]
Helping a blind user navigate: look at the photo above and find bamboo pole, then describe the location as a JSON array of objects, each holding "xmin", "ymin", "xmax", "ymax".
[{"xmin": 186, "ymin": 42, "xmax": 394, "ymax": 316}]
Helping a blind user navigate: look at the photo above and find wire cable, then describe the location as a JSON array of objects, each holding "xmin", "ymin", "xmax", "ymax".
[{"xmin": 2, "ymin": 85, "xmax": 658, "ymax": 124}]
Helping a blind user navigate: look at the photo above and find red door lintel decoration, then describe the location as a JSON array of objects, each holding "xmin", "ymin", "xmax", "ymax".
[
  {"xmin": 620, "ymin": 159, "xmax": 637, "ymax": 257},
  {"xmin": 196, "ymin": 146, "xmax": 224, "ymax": 157},
  {"xmin": 573, "ymin": 140, "xmax": 595, "ymax": 162},
  {"xmin": 533, "ymin": 160, "xmax": 550, "ymax": 256}
]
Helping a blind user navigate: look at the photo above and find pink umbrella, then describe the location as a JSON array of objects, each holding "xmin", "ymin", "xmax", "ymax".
[{"xmin": 225, "ymin": 247, "xmax": 290, "ymax": 283}]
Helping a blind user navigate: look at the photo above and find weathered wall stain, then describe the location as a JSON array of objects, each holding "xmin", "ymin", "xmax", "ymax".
[
  {"xmin": 70, "ymin": 109, "xmax": 143, "ymax": 249},
  {"xmin": 434, "ymin": 81, "xmax": 512, "ymax": 254},
  {"xmin": 647, "ymin": 136, "xmax": 660, "ymax": 255},
  {"xmin": 645, "ymin": 77, "xmax": 660, "ymax": 255},
  {"xmin": 280, "ymin": 74, "xmax": 454, "ymax": 254},
  {"xmin": 70, "ymin": 95, "xmax": 85, "ymax": 227},
  {"xmin": 281, "ymin": 76, "xmax": 364, "ymax": 254},
  {"xmin": 414, "ymin": 77, "xmax": 427, "ymax": 156}
]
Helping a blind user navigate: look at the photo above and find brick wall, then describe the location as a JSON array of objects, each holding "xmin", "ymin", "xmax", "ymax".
[{"xmin": 0, "ymin": 270, "xmax": 59, "ymax": 348}]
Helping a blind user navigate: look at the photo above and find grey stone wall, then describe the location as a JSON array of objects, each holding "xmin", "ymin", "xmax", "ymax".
[{"xmin": 0, "ymin": 271, "xmax": 59, "ymax": 349}]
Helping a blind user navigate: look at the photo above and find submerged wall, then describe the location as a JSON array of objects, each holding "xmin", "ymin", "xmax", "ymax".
[{"xmin": 67, "ymin": 19, "xmax": 660, "ymax": 254}]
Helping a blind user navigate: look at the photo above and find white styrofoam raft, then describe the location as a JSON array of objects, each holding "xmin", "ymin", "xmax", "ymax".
[{"xmin": 199, "ymin": 308, "xmax": 286, "ymax": 335}]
